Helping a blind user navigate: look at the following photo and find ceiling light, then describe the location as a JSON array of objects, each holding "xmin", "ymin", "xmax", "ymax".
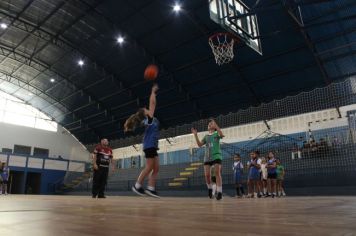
[
  {"xmin": 78, "ymin": 60, "xmax": 84, "ymax": 66},
  {"xmin": 0, "ymin": 23, "xmax": 7, "ymax": 29},
  {"xmin": 28, "ymin": 93, "xmax": 33, "ymax": 96},
  {"xmin": 50, "ymin": 78, "xmax": 55, "ymax": 83},
  {"xmin": 117, "ymin": 36, "xmax": 124, "ymax": 44},
  {"xmin": 173, "ymin": 4, "xmax": 181, "ymax": 12}
]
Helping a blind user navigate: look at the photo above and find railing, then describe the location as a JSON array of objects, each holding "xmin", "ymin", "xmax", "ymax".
[
  {"xmin": 47, "ymin": 161, "xmax": 91, "ymax": 193},
  {"xmin": 64, "ymin": 141, "xmax": 356, "ymax": 194}
]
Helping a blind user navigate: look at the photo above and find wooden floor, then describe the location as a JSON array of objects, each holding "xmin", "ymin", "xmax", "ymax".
[{"xmin": 0, "ymin": 195, "xmax": 356, "ymax": 236}]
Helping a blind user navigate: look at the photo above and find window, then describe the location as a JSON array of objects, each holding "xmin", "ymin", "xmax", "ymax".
[
  {"xmin": 2, "ymin": 148, "xmax": 12, "ymax": 154},
  {"xmin": 0, "ymin": 91, "xmax": 57, "ymax": 132},
  {"xmin": 13, "ymin": 145, "xmax": 31, "ymax": 155},
  {"xmin": 33, "ymin": 147, "xmax": 49, "ymax": 158}
]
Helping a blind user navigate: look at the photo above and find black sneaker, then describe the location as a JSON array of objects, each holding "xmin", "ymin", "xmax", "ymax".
[
  {"xmin": 208, "ymin": 189, "xmax": 213, "ymax": 199},
  {"xmin": 132, "ymin": 186, "xmax": 146, "ymax": 196},
  {"xmin": 92, "ymin": 195, "xmax": 97, "ymax": 198},
  {"xmin": 98, "ymin": 195, "xmax": 106, "ymax": 198},
  {"xmin": 145, "ymin": 189, "xmax": 160, "ymax": 198},
  {"xmin": 216, "ymin": 192, "xmax": 222, "ymax": 200}
]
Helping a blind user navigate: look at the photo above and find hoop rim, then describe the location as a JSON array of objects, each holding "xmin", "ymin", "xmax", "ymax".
[{"xmin": 208, "ymin": 32, "xmax": 239, "ymax": 42}]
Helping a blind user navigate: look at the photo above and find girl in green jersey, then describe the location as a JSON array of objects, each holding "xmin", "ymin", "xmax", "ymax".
[{"xmin": 192, "ymin": 119, "xmax": 224, "ymax": 200}]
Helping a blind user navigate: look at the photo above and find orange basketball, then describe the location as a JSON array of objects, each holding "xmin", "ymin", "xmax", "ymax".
[{"xmin": 144, "ymin": 64, "xmax": 159, "ymax": 80}]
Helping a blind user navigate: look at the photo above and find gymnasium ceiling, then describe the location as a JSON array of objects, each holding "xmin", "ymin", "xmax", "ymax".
[{"xmin": 0, "ymin": 0, "xmax": 355, "ymax": 145}]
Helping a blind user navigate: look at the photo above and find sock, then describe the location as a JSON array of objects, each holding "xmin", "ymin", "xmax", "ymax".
[
  {"xmin": 273, "ymin": 192, "xmax": 276, "ymax": 196},
  {"xmin": 217, "ymin": 186, "xmax": 222, "ymax": 193},
  {"xmin": 135, "ymin": 182, "xmax": 142, "ymax": 189},
  {"xmin": 240, "ymin": 186, "xmax": 245, "ymax": 194},
  {"xmin": 263, "ymin": 188, "xmax": 267, "ymax": 194},
  {"xmin": 259, "ymin": 192, "xmax": 263, "ymax": 195},
  {"xmin": 147, "ymin": 186, "xmax": 155, "ymax": 191},
  {"xmin": 207, "ymin": 184, "xmax": 212, "ymax": 189}
]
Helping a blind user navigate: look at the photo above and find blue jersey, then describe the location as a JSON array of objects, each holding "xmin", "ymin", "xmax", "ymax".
[
  {"xmin": 233, "ymin": 161, "xmax": 243, "ymax": 175},
  {"xmin": 1, "ymin": 167, "xmax": 9, "ymax": 180},
  {"xmin": 267, "ymin": 158, "xmax": 277, "ymax": 174},
  {"xmin": 248, "ymin": 158, "xmax": 261, "ymax": 180},
  {"xmin": 143, "ymin": 117, "xmax": 159, "ymax": 150}
]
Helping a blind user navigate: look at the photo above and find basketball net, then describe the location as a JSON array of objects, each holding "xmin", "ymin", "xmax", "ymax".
[{"xmin": 209, "ymin": 33, "xmax": 235, "ymax": 66}]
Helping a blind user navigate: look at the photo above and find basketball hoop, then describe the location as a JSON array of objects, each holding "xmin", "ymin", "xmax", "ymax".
[{"xmin": 209, "ymin": 33, "xmax": 236, "ymax": 66}]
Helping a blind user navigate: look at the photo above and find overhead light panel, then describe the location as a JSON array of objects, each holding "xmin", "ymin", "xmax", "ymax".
[
  {"xmin": 0, "ymin": 23, "xmax": 7, "ymax": 29},
  {"xmin": 117, "ymin": 36, "xmax": 124, "ymax": 44},
  {"xmin": 173, "ymin": 3, "xmax": 181, "ymax": 12},
  {"xmin": 78, "ymin": 59, "xmax": 84, "ymax": 66},
  {"xmin": 50, "ymin": 78, "xmax": 55, "ymax": 83}
]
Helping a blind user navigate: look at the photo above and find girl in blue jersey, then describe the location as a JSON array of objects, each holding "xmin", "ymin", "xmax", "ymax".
[
  {"xmin": 232, "ymin": 154, "xmax": 244, "ymax": 198},
  {"xmin": 124, "ymin": 84, "xmax": 160, "ymax": 198},
  {"xmin": 266, "ymin": 151, "xmax": 277, "ymax": 198},
  {"xmin": 0, "ymin": 162, "xmax": 10, "ymax": 195},
  {"xmin": 247, "ymin": 151, "xmax": 261, "ymax": 198}
]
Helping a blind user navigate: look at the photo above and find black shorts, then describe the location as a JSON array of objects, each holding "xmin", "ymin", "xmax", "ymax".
[
  {"xmin": 204, "ymin": 159, "xmax": 222, "ymax": 166},
  {"xmin": 1, "ymin": 180, "xmax": 8, "ymax": 184},
  {"xmin": 268, "ymin": 173, "xmax": 277, "ymax": 179},
  {"xmin": 144, "ymin": 148, "xmax": 158, "ymax": 158}
]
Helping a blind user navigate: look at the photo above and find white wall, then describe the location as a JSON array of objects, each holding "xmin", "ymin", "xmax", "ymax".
[{"xmin": 0, "ymin": 122, "xmax": 90, "ymax": 162}]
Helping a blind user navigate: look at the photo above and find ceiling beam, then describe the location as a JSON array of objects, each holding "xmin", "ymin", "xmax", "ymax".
[
  {"xmin": 282, "ymin": 2, "xmax": 331, "ymax": 85},
  {"xmin": 0, "ymin": 70, "xmax": 100, "ymax": 139},
  {"xmin": 0, "ymin": 0, "xmax": 34, "ymax": 39},
  {"xmin": 0, "ymin": 44, "xmax": 115, "ymax": 135},
  {"xmin": 77, "ymin": 0, "xmax": 205, "ymax": 120},
  {"xmin": 0, "ymin": 4, "xmax": 141, "ymax": 118}
]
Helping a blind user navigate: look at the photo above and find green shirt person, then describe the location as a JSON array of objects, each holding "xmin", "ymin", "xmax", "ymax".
[
  {"xmin": 276, "ymin": 159, "xmax": 286, "ymax": 197},
  {"xmin": 276, "ymin": 164, "xmax": 285, "ymax": 180},
  {"xmin": 202, "ymin": 131, "xmax": 222, "ymax": 162},
  {"xmin": 192, "ymin": 119, "xmax": 224, "ymax": 200}
]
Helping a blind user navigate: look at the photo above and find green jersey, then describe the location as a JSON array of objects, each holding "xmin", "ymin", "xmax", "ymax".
[
  {"xmin": 202, "ymin": 131, "xmax": 222, "ymax": 162},
  {"xmin": 276, "ymin": 165, "xmax": 285, "ymax": 180}
]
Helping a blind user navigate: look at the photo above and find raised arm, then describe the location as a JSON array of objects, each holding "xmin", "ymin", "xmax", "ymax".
[
  {"xmin": 147, "ymin": 84, "xmax": 159, "ymax": 118},
  {"xmin": 191, "ymin": 128, "xmax": 204, "ymax": 147},
  {"xmin": 211, "ymin": 120, "xmax": 224, "ymax": 138}
]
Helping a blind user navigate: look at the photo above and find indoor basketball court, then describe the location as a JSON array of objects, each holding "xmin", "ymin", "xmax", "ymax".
[
  {"xmin": 0, "ymin": 0, "xmax": 355, "ymax": 235},
  {"xmin": 2, "ymin": 195, "xmax": 356, "ymax": 235}
]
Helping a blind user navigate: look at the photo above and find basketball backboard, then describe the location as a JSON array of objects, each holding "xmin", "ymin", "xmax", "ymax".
[{"xmin": 209, "ymin": 0, "xmax": 262, "ymax": 55}]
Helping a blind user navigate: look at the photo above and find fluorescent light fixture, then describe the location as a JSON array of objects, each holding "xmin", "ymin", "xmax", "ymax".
[
  {"xmin": 173, "ymin": 4, "xmax": 181, "ymax": 12},
  {"xmin": 117, "ymin": 36, "xmax": 124, "ymax": 44},
  {"xmin": 78, "ymin": 59, "xmax": 84, "ymax": 66},
  {"xmin": 0, "ymin": 23, "xmax": 7, "ymax": 29}
]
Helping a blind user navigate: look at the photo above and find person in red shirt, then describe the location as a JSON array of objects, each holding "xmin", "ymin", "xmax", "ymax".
[{"xmin": 92, "ymin": 138, "xmax": 113, "ymax": 198}]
